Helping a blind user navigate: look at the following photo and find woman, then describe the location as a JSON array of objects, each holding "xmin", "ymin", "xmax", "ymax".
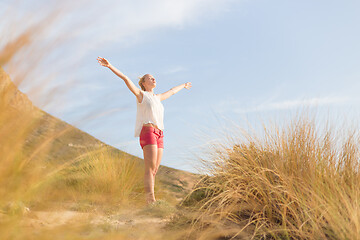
[{"xmin": 97, "ymin": 57, "xmax": 192, "ymax": 205}]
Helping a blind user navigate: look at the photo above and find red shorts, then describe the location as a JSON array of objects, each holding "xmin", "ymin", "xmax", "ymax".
[{"xmin": 139, "ymin": 126, "xmax": 164, "ymax": 149}]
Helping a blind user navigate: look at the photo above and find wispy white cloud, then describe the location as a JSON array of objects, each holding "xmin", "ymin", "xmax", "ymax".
[
  {"xmin": 216, "ymin": 96, "xmax": 353, "ymax": 114},
  {"xmin": 162, "ymin": 65, "xmax": 187, "ymax": 75},
  {"xmin": 80, "ymin": 0, "xmax": 235, "ymax": 50}
]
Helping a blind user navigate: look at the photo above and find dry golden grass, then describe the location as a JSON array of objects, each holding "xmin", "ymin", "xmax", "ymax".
[
  {"xmin": 45, "ymin": 145, "xmax": 146, "ymax": 206},
  {"xmin": 180, "ymin": 113, "xmax": 360, "ymax": 239}
]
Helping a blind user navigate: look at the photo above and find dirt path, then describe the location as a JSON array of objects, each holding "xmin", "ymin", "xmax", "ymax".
[
  {"xmin": 20, "ymin": 210, "xmax": 94, "ymax": 229},
  {"xmin": 16, "ymin": 200, "xmax": 177, "ymax": 238}
]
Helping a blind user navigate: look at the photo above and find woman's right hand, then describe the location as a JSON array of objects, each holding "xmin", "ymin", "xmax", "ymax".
[
  {"xmin": 97, "ymin": 56, "xmax": 111, "ymax": 68},
  {"xmin": 184, "ymin": 82, "xmax": 192, "ymax": 89}
]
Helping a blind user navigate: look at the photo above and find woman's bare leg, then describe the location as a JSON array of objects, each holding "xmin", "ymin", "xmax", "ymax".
[
  {"xmin": 154, "ymin": 148, "xmax": 163, "ymax": 176},
  {"xmin": 143, "ymin": 144, "xmax": 157, "ymax": 204},
  {"xmin": 151, "ymin": 148, "xmax": 163, "ymax": 200}
]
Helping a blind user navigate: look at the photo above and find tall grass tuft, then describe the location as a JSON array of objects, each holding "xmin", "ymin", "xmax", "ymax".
[
  {"xmin": 181, "ymin": 114, "xmax": 360, "ymax": 239},
  {"xmin": 49, "ymin": 146, "xmax": 145, "ymax": 207}
]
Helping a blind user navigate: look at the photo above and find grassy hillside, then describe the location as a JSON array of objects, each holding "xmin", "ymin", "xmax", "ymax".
[{"xmin": 0, "ymin": 66, "xmax": 203, "ymax": 206}]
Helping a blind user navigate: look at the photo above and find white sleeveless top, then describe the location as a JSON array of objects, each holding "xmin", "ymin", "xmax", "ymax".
[{"xmin": 134, "ymin": 90, "xmax": 164, "ymax": 137}]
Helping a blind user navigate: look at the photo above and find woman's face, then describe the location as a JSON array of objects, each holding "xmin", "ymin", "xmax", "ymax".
[{"xmin": 143, "ymin": 74, "xmax": 156, "ymax": 90}]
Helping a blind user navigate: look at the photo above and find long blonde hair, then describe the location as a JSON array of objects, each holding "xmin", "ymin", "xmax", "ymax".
[{"xmin": 138, "ymin": 74, "xmax": 147, "ymax": 91}]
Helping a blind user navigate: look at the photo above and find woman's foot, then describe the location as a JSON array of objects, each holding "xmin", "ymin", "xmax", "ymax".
[{"xmin": 146, "ymin": 197, "xmax": 156, "ymax": 205}]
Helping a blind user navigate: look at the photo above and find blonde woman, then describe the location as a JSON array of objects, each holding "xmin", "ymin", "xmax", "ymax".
[{"xmin": 97, "ymin": 57, "xmax": 192, "ymax": 205}]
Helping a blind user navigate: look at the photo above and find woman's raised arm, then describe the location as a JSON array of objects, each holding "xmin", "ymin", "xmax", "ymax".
[
  {"xmin": 97, "ymin": 57, "xmax": 142, "ymax": 101},
  {"xmin": 157, "ymin": 82, "xmax": 192, "ymax": 101}
]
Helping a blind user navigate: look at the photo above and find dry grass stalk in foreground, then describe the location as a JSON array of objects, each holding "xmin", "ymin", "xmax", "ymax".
[{"xmin": 0, "ymin": 4, "xmax": 151, "ymax": 238}]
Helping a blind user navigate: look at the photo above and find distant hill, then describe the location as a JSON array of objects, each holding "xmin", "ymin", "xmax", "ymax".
[{"xmin": 0, "ymin": 66, "xmax": 203, "ymax": 202}]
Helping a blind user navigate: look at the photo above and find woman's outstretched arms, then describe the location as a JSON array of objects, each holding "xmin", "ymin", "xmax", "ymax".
[
  {"xmin": 97, "ymin": 57, "xmax": 142, "ymax": 102},
  {"xmin": 158, "ymin": 82, "xmax": 192, "ymax": 101}
]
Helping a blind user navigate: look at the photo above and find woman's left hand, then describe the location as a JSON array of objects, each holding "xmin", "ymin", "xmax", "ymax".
[{"xmin": 184, "ymin": 82, "xmax": 192, "ymax": 89}]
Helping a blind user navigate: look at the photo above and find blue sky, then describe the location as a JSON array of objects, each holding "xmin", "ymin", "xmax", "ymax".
[{"xmin": 3, "ymin": 0, "xmax": 360, "ymax": 174}]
